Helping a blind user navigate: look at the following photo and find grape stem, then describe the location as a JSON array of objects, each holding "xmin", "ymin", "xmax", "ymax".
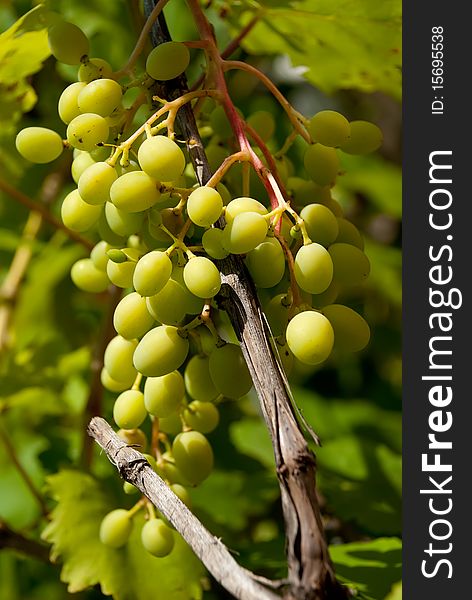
[
  {"xmin": 223, "ymin": 60, "xmax": 311, "ymax": 143},
  {"xmin": 151, "ymin": 416, "xmax": 162, "ymax": 458},
  {"xmin": 107, "ymin": 89, "xmax": 222, "ymax": 167},
  {"xmin": 205, "ymin": 150, "xmax": 248, "ymax": 188},
  {"xmin": 275, "ymin": 233, "xmax": 302, "ymax": 309}
]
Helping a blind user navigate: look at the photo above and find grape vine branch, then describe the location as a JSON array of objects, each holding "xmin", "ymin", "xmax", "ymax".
[{"xmin": 87, "ymin": 1, "xmax": 351, "ymax": 598}]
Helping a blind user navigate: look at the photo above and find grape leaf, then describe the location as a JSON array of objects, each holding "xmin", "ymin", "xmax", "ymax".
[
  {"xmin": 42, "ymin": 470, "xmax": 205, "ymax": 600},
  {"xmin": 0, "ymin": 425, "xmax": 48, "ymax": 528},
  {"xmin": 191, "ymin": 470, "xmax": 278, "ymax": 531},
  {"xmin": 0, "ymin": 5, "xmax": 51, "ymax": 128},
  {"xmin": 337, "ymin": 155, "xmax": 402, "ymax": 218},
  {"xmin": 384, "ymin": 581, "xmax": 402, "ymax": 600},
  {"xmin": 330, "ymin": 537, "xmax": 402, "ymax": 600},
  {"xmin": 241, "ymin": 0, "xmax": 401, "ymax": 99}
]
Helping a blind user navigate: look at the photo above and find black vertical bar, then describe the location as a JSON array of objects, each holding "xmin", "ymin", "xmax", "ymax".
[{"xmin": 404, "ymin": 5, "xmax": 470, "ymax": 599}]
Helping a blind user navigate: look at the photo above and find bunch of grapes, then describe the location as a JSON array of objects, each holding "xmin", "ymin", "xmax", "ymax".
[{"xmin": 16, "ymin": 15, "xmax": 380, "ymax": 557}]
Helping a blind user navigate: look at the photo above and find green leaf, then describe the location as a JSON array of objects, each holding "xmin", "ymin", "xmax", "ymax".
[
  {"xmin": 293, "ymin": 387, "xmax": 402, "ymax": 453},
  {"xmin": 0, "ymin": 423, "xmax": 48, "ymax": 528},
  {"xmin": 337, "ymin": 155, "xmax": 402, "ymax": 219},
  {"xmin": 229, "ymin": 418, "xmax": 274, "ymax": 469},
  {"xmin": 242, "ymin": 0, "xmax": 401, "ymax": 98},
  {"xmin": 384, "ymin": 581, "xmax": 402, "ymax": 600},
  {"xmin": 0, "ymin": 5, "xmax": 51, "ymax": 127},
  {"xmin": 330, "ymin": 537, "xmax": 402, "ymax": 600},
  {"xmin": 42, "ymin": 470, "xmax": 205, "ymax": 600},
  {"xmin": 191, "ymin": 470, "xmax": 278, "ymax": 531}
]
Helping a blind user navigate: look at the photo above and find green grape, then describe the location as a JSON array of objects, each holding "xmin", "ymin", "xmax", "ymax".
[
  {"xmin": 335, "ymin": 218, "xmax": 364, "ymax": 249},
  {"xmin": 147, "ymin": 207, "xmax": 184, "ymax": 244},
  {"xmin": 67, "ymin": 113, "xmax": 109, "ymax": 151},
  {"xmin": 48, "ymin": 21, "xmax": 89, "ymax": 65},
  {"xmin": 172, "ymin": 431, "xmax": 214, "ymax": 486},
  {"xmin": 115, "ymin": 160, "xmax": 141, "ymax": 177},
  {"xmin": 98, "ymin": 211, "xmax": 127, "ymax": 246},
  {"xmin": 117, "ymin": 428, "xmax": 148, "ymax": 450},
  {"xmin": 222, "ymin": 212, "xmax": 268, "ymax": 254},
  {"xmin": 105, "ymin": 202, "xmax": 144, "ymax": 237},
  {"xmin": 286, "ymin": 310, "xmax": 334, "ymax": 365},
  {"xmin": 202, "ymin": 228, "xmax": 229, "ymax": 260},
  {"xmin": 101, "ymin": 367, "xmax": 131, "ymax": 393},
  {"xmin": 77, "ymin": 78, "xmax": 122, "ymax": 117},
  {"xmin": 142, "ymin": 453, "xmax": 158, "ymax": 471},
  {"xmin": 209, "ymin": 343, "xmax": 252, "ymax": 399},
  {"xmin": 144, "ymin": 371, "xmax": 185, "ymax": 417},
  {"xmin": 183, "ymin": 257, "xmax": 221, "ymax": 299},
  {"xmin": 155, "ymin": 453, "xmax": 190, "ymax": 486},
  {"xmin": 303, "ymin": 143, "xmax": 339, "ymax": 186},
  {"xmin": 138, "ymin": 136, "xmax": 186, "ymax": 182},
  {"xmin": 311, "ymin": 280, "xmax": 339, "ymax": 308},
  {"xmin": 172, "ymin": 266, "xmax": 206, "ymax": 315},
  {"xmin": 205, "ymin": 143, "xmax": 229, "ymax": 172},
  {"xmin": 183, "ymin": 400, "xmax": 219, "ymax": 433},
  {"xmin": 141, "ymin": 519, "xmax": 174, "ymax": 557},
  {"xmin": 110, "ymin": 171, "xmax": 160, "ymax": 212},
  {"xmin": 16, "ymin": 127, "xmax": 63, "ymax": 164},
  {"xmin": 133, "ymin": 326, "xmax": 189, "ymax": 377},
  {"xmin": 113, "ymin": 292, "xmax": 155, "ymax": 339},
  {"xmin": 322, "ymin": 304, "xmax": 370, "ymax": 352},
  {"xmin": 187, "ymin": 186, "xmax": 223, "ymax": 228},
  {"xmin": 78, "ymin": 162, "xmax": 117, "ymax": 205},
  {"xmin": 158, "ymin": 413, "xmax": 182, "ymax": 435},
  {"xmin": 71, "ymin": 258, "xmax": 109, "ymax": 293},
  {"xmin": 263, "ymin": 293, "xmax": 291, "ymax": 337},
  {"xmin": 294, "ymin": 243, "xmax": 333, "ymax": 294},
  {"xmin": 287, "ymin": 177, "xmax": 331, "ymax": 206},
  {"xmin": 341, "ymin": 121, "xmax": 383, "ymax": 155},
  {"xmin": 328, "ymin": 243, "xmax": 370, "ymax": 287},
  {"xmin": 113, "ymin": 390, "xmax": 147, "ymax": 429},
  {"xmin": 146, "ymin": 41, "xmax": 190, "ymax": 81},
  {"xmin": 170, "ymin": 483, "xmax": 192, "ymax": 508},
  {"xmin": 133, "ymin": 251, "xmax": 172, "ymax": 297},
  {"xmin": 300, "ymin": 204, "xmax": 339, "ymax": 247},
  {"xmin": 247, "ymin": 110, "xmax": 275, "ymax": 142},
  {"xmin": 209, "ymin": 105, "xmax": 233, "ymax": 139},
  {"xmin": 322, "ymin": 196, "xmax": 344, "ymax": 218},
  {"xmin": 224, "ymin": 197, "xmax": 268, "ymax": 223},
  {"xmin": 58, "ymin": 82, "xmax": 86, "ymax": 124},
  {"xmin": 307, "ymin": 110, "xmax": 350, "ymax": 147},
  {"xmin": 123, "ymin": 481, "xmax": 138, "ymax": 495},
  {"xmin": 61, "ymin": 189, "xmax": 101, "ymax": 232},
  {"xmin": 184, "ymin": 355, "xmax": 218, "ymax": 402},
  {"xmin": 71, "ymin": 151, "xmax": 95, "ymax": 183},
  {"xmin": 245, "ymin": 237, "xmax": 285, "ymax": 288},
  {"xmin": 146, "ymin": 281, "xmax": 187, "ymax": 325},
  {"xmin": 106, "ymin": 259, "xmax": 136, "ymax": 288},
  {"xmin": 104, "ymin": 335, "xmax": 138, "ymax": 384},
  {"xmin": 78, "ymin": 58, "xmax": 113, "ymax": 82},
  {"xmin": 99, "ymin": 509, "xmax": 132, "ymax": 548},
  {"xmin": 146, "ymin": 270, "xmax": 203, "ymax": 326}
]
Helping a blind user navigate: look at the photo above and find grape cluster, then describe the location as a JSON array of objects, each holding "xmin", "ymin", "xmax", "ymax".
[{"xmin": 16, "ymin": 15, "xmax": 379, "ymax": 557}]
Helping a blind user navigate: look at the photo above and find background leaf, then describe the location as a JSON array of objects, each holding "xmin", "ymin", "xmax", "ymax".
[
  {"xmin": 241, "ymin": 0, "xmax": 401, "ymax": 98},
  {"xmin": 42, "ymin": 470, "xmax": 206, "ymax": 600}
]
